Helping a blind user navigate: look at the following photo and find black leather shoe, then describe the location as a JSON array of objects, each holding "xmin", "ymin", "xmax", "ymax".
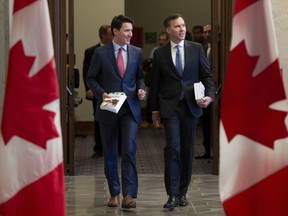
[
  {"xmin": 178, "ymin": 195, "xmax": 188, "ymax": 207},
  {"xmin": 163, "ymin": 195, "xmax": 179, "ymax": 209},
  {"xmin": 195, "ymin": 152, "xmax": 211, "ymax": 159}
]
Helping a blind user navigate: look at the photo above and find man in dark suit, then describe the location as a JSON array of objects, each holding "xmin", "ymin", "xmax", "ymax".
[
  {"xmin": 86, "ymin": 15, "xmax": 146, "ymax": 209},
  {"xmin": 83, "ymin": 25, "xmax": 113, "ymax": 158},
  {"xmin": 192, "ymin": 25, "xmax": 207, "ymax": 46},
  {"xmin": 195, "ymin": 24, "xmax": 212, "ymax": 159},
  {"xmin": 195, "ymin": 23, "xmax": 221, "ymax": 159},
  {"xmin": 150, "ymin": 14, "xmax": 215, "ymax": 209}
]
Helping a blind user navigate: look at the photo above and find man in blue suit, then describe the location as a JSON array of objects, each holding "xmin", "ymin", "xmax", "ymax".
[
  {"xmin": 86, "ymin": 15, "xmax": 146, "ymax": 209},
  {"xmin": 83, "ymin": 25, "xmax": 113, "ymax": 158},
  {"xmin": 150, "ymin": 14, "xmax": 215, "ymax": 209}
]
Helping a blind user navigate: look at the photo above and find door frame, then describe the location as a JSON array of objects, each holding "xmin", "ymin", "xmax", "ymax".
[
  {"xmin": 48, "ymin": 0, "xmax": 233, "ymax": 175},
  {"xmin": 48, "ymin": 0, "xmax": 75, "ymax": 175}
]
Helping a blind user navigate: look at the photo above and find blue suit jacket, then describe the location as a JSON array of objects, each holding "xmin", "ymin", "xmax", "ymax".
[
  {"xmin": 150, "ymin": 40, "xmax": 215, "ymax": 119},
  {"xmin": 86, "ymin": 43, "xmax": 145, "ymax": 123}
]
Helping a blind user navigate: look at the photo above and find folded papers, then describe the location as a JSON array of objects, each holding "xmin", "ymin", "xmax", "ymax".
[{"xmin": 194, "ymin": 82, "xmax": 205, "ymax": 102}]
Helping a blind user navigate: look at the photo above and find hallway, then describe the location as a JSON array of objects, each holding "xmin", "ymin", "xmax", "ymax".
[{"xmin": 65, "ymin": 126, "xmax": 225, "ymax": 215}]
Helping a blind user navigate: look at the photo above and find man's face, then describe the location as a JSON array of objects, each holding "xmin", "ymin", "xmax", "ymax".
[
  {"xmin": 166, "ymin": 17, "xmax": 186, "ymax": 44},
  {"xmin": 158, "ymin": 35, "xmax": 169, "ymax": 46},
  {"xmin": 113, "ymin": 22, "xmax": 133, "ymax": 46},
  {"xmin": 192, "ymin": 28, "xmax": 203, "ymax": 42},
  {"xmin": 102, "ymin": 28, "xmax": 113, "ymax": 44},
  {"xmin": 204, "ymin": 24, "xmax": 211, "ymax": 43}
]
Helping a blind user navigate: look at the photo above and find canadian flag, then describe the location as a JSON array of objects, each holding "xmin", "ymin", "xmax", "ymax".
[
  {"xmin": 219, "ymin": 0, "xmax": 288, "ymax": 215},
  {"xmin": 0, "ymin": 0, "xmax": 66, "ymax": 215}
]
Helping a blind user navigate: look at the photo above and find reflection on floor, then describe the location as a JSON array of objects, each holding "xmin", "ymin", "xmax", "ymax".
[{"xmin": 66, "ymin": 126, "xmax": 225, "ymax": 215}]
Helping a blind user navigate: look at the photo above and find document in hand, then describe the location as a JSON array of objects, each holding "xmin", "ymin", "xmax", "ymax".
[
  {"xmin": 100, "ymin": 92, "xmax": 127, "ymax": 113},
  {"xmin": 194, "ymin": 81, "xmax": 205, "ymax": 102}
]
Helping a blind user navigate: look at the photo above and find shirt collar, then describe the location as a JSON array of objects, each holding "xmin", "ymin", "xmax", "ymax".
[
  {"xmin": 171, "ymin": 40, "xmax": 184, "ymax": 49},
  {"xmin": 113, "ymin": 41, "xmax": 127, "ymax": 51}
]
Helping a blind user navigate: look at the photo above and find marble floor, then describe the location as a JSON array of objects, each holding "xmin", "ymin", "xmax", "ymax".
[{"xmin": 66, "ymin": 125, "xmax": 225, "ymax": 215}]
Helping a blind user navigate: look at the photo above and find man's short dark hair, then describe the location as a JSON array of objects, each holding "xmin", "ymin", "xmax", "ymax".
[
  {"xmin": 158, "ymin": 31, "xmax": 169, "ymax": 40},
  {"xmin": 111, "ymin": 15, "xmax": 134, "ymax": 36},
  {"xmin": 163, "ymin": 14, "xmax": 184, "ymax": 29},
  {"xmin": 192, "ymin": 25, "xmax": 204, "ymax": 33},
  {"xmin": 98, "ymin": 25, "xmax": 110, "ymax": 39}
]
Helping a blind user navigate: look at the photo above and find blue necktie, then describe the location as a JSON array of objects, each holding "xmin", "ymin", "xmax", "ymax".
[
  {"xmin": 176, "ymin": 45, "xmax": 184, "ymax": 100},
  {"xmin": 175, "ymin": 45, "xmax": 182, "ymax": 76}
]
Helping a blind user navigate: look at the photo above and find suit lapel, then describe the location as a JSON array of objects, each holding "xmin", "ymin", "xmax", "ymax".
[
  {"xmin": 106, "ymin": 43, "xmax": 121, "ymax": 77},
  {"xmin": 183, "ymin": 41, "xmax": 190, "ymax": 74},
  {"xmin": 125, "ymin": 45, "xmax": 133, "ymax": 76},
  {"xmin": 164, "ymin": 43, "xmax": 179, "ymax": 77}
]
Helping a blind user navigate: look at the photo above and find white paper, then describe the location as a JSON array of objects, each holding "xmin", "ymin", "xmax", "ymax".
[{"xmin": 194, "ymin": 82, "xmax": 205, "ymax": 102}]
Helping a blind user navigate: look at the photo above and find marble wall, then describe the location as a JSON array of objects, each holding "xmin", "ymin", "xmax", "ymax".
[
  {"xmin": 271, "ymin": 0, "xmax": 288, "ymax": 94},
  {"xmin": 0, "ymin": 0, "xmax": 9, "ymax": 123}
]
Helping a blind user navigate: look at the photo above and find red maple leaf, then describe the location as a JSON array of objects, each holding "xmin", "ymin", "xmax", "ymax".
[
  {"xmin": 1, "ymin": 41, "xmax": 59, "ymax": 149},
  {"xmin": 221, "ymin": 41, "xmax": 288, "ymax": 149},
  {"xmin": 234, "ymin": 0, "xmax": 259, "ymax": 15},
  {"xmin": 13, "ymin": 0, "xmax": 37, "ymax": 14}
]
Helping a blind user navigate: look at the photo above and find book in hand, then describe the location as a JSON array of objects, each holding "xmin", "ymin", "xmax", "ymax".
[
  {"xmin": 194, "ymin": 81, "xmax": 205, "ymax": 102},
  {"xmin": 100, "ymin": 92, "xmax": 127, "ymax": 113}
]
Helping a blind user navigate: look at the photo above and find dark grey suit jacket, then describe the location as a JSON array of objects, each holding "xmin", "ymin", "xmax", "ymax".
[
  {"xmin": 86, "ymin": 42, "xmax": 145, "ymax": 123},
  {"xmin": 150, "ymin": 40, "xmax": 215, "ymax": 118},
  {"xmin": 83, "ymin": 43, "xmax": 100, "ymax": 92}
]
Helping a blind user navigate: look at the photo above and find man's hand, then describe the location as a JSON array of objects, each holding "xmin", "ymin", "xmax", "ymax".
[
  {"xmin": 197, "ymin": 96, "xmax": 213, "ymax": 108},
  {"xmin": 86, "ymin": 90, "xmax": 94, "ymax": 100},
  {"xmin": 152, "ymin": 111, "xmax": 161, "ymax": 128},
  {"xmin": 138, "ymin": 88, "xmax": 146, "ymax": 100},
  {"xmin": 102, "ymin": 92, "xmax": 110, "ymax": 101}
]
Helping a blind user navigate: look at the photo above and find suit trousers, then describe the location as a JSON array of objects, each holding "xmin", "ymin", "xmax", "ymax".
[
  {"xmin": 99, "ymin": 102, "xmax": 139, "ymax": 198},
  {"xmin": 201, "ymin": 105, "xmax": 212, "ymax": 155},
  {"xmin": 162, "ymin": 99, "xmax": 198, "ymax": 196},
  {"xmin": 92, "ymin": 97, "xmax": 102, "ymax": 153}
]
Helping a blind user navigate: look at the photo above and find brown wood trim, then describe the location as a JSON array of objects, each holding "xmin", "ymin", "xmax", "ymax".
[
  {"xmin": 210, "ymin": 0, "xmax": 233, "ymax": 175},
  {"xmin": 67, "ymin": 0, "xmax": 75, "ymax": 175},
  {"xmin": 211, "ymin": 0, "xmax": 220, "ymax": 175},
  {"xmin": 48, "ymin": 0, "xmax": 69, "ymax": 174},
  {"xmin": 75, "ymin": 121, "xmax": 95, "ymax": 135},
  {"xmin": 221, "ymin": 0, "xmax": 233, "ymax": 86}
]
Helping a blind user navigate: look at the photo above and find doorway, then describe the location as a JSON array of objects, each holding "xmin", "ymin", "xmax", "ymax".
[{"xmin": 48, "ymin": 0, "xmax": 232, "ymax": 175}]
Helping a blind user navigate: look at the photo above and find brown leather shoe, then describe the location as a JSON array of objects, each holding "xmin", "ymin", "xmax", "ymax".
[
  {"xmin": 107, "ymin": 196, "xmax": 119, "ymax": 207},
  {"xmin": 121, "ymin": 195, "xmax": 136, "ymax": 208}
]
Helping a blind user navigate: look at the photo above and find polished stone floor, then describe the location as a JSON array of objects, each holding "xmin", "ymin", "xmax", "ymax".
[
  {"xmin": 66, "ymin": 125, "xmax": 225, "ymax": 215},
  {"xmin": 65, "ymin": 174, "xmax": 224, "ymax": 216}
]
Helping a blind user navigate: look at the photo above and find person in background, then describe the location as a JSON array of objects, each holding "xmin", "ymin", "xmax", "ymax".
[
  {"xmin": 150, "ymin": 14, "xmax": 215, "ymax": 209},
  {"xmin": 203, "ymin": 24, "xmax": 212, "ymax": 64},
  {"xmin": 192, "ymin": 25, "xmax": 206, "ymax": 46},
  {"xmin": 86, "ymin": 15, "xmax": 146, "ymax": 209},
  {"xmin": 82, "ymin": 25, "xmax": 113, "ymax": 158},
  {"xmin": 195, "ymin": 23, "xmax": 213, "ymax": 159},
  {"xmin": 141, "ymin": 31, "xmax": 169, "ymax": 129},
  {"xmin": 184, "ymin": 31, "xmax": 192, "ymax": 41},
  {"xmin": 140, "ymin": 58, "xmax": 153, "ymax": 129},
  {"xmin": 149, "ymin": 31, "xmax": 170, "ymax": 59}
]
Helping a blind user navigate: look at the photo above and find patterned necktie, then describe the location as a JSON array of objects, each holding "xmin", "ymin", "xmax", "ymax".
[
  {"xmin": 117, "ymin": 47, "xmax": 125, "ymax": 78},
  {"xmin": 175, "ymin": 45, "xmax": 182, "ymax": 76}
]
